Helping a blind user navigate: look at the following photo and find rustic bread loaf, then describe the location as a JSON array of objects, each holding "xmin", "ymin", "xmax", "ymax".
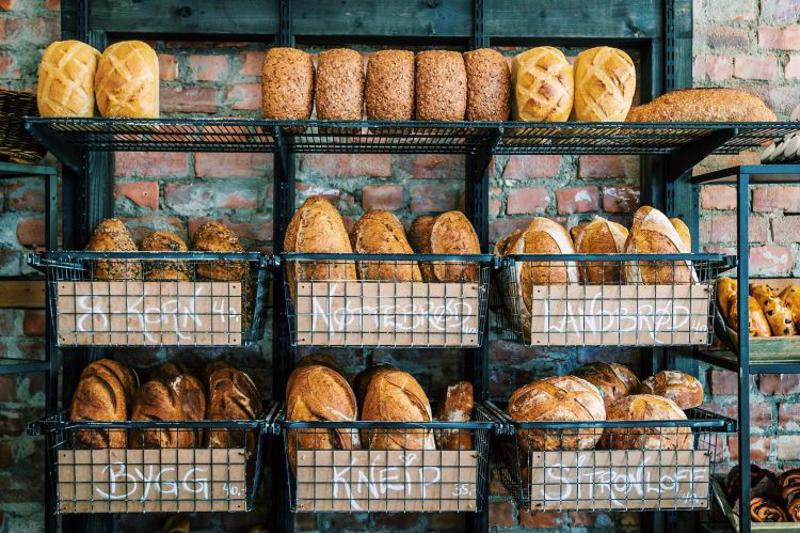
[
  {"xmin": 670, "ymin": 217, "xmax": 692, "ymax": 252},
  {"xmin": 437, "ymin": 381, "xmax": 474, "ymax": 450},
  {"xmin": 624, "ymin": 206, "xmax": 693, "ymax": 284},
  {"xmin": 408, "ymin": 215, "xmax": 435, "ymax": 254},
  {"xmin": 261, "ymin": 47, "xmax": 314, "ymax": 120},
  {"xmin": 286, "ymin": 353, "xmax": 345, "ymax": 396},
  {"xmin": 148, "ymin": 359, "xmax": 191, "ymax": 383},
  {"xmin": 750, "ymin": 283, "xmax": 774, "ymax": 308},
  {"xmin": 409, "ymin": 211, "xmax": 481, "ymax": 282},
  {"xmin": 511, "ymin": 46, "xmax": 574, "ymax": 122},
  {"xmin": 415, "ymin": 50, "xmax": 467, "ymax": 121},
  {"xmin": 626, "ymin": 88, "xmax": 777, "ymax": 122},
  {"xmin": 570, "ymin": 362, "xmax": 639, "ymax": 408},
  {"xmin": 717, "ymin": 278, "xmax": 737, "ymax": 321},
  {"xmin": 493, "ymin": 229, "xmax": 522, "ymax": 257},
  {"xmin": 206, "ymin": 367, "xmax": 262, "ymax": 448},
  {"xmin": 95, "ymin": 41, "xmax": 159, "ymax": 118},
  {"xmin": 361, "ymin": 369, "xmax": 436, "ymax": 450},
  {"xmin": 79, "ymin": 358, "xmax": 138, "ymax": 405},
  {"xmin": 350, "ymin": 210, "xmax": 421, "ymax": 281},
  {"xmin": 762, "ymin": 296, "xmax": 797, "ymax": 336},
  {"xmin": 70, "ymin": 361, "xmax": 131, "ymax": 448},
  {"xmin": 574, "ymin": 46, "xmax": 635, "ymax": 122},
  {"xmin": 638, "ymin": 370, "xmax": 704, "ymax": 409},
  {"xmin": 728, "ymin": 295, "xmax": 772, "ymax": 337},
  {"xmin": 365, "ymin": 49, "xmax": 415, "ymax": 121},
  {"xmin": 130, "ymin": 374, "xmax": 206, "ymax": 449},
  {"xmin": 286, "ymin": 364, "xmax": 359, "ymax": 471},
  {"xmin": 353, "ymin": 362, "xmax": 395, "ymax": 414},
  {"xmin": 86, "ymin": 218, "xmax": 141, "ymax": 280},
  {"xmin": 315, "ymin": 48, "xmax": 364, "ymax": 122},
  {"xmin": 192, "ymin": 220, "xmax": 246, "ymax": 282},
  {"xmin": 38, "ymin": 40, "xmax": 100, "ymax": 117},
  {"xmin": 508, "ymin": 375, "xmax": 606, "ymax": 451},
  {"xmin": 141, "ymin": 230, "xmax": 190, "ymax": 281},
  {"xmin": 573, "ymin": 216, "xmax": 628, "ymax": 283},
  {"xmin": 780, "ymin": 285, "xmax": 800, "ymax": 325},
  {"xmin": 464, "ymin": 48, "xmax": 510, "ymax": 121},
  {"xmin": 200, "ymin": 359, "xmax": 233, "ymax": 385},
  {"xmin": 601, "ymin": 394, "xmax": 691, "ymax": 450}
]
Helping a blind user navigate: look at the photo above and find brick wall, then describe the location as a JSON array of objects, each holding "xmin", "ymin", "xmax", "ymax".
[{"xmin": 1, "ymin": 0, "xmax": 799, "ymax": 531}]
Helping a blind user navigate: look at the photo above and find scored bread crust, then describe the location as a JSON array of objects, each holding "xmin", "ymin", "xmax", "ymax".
[
  {"xmin": 261, "ymin": 47, "xmax": 314, "ymax": 120},
  {"xmin": 206, "ymin": 367, "xmax": 263, "ymax": 449},
  {"xmin": 511, "ymin": 46, "xmax": 574, "ymax": 122},
  {"xmin": 80, "ymin": 358, "xmax": 138, "ymax": 405},
  {"xmin": 601, "ymin": 394, "xmax": 691, "ymax": 450},
  {"xmin": 669, "ymin": 217, "xmax": 691, "ymax": 253},
  {"xmin": 95, "ymin": 41, "xmax": 159, "ymax": 118},
  {"xmin": 415, "ymin": 50, "xmax": 467, "ymax": 121},
  {"xmin": 429, "ymin": 211, "xmax": 481, "ymax": 282},
  {"xmin": 574, "ymin": 46, "xmax": 635, "ymax": 122},
  {"xmin": 70, "ymin": 364, "xmax": 129, "ymax": 449},
  {"xmin": 38, "ymin": 40, "xmax": 101, "ymax": 117},
  {"xmin": 570, "ymin": 362, "xmax": 639, "ymax": 408},
  {"xmin": 637, "ymin": 370, "xmax": 704, "ymax": 410},
  {"xmin": 573, "ymin": 216, "xmax": 628, "ymax": 283},
  {"xmin": 626, "ymin": 88, "xmax": 777, "ymax": 122},
  {"xmin": 464, "ymin": 48, "xmax": 510, "ymax": 122},
  {"xmin": 408, "ymin": 215, "xmax": 435, "ymax": 254},
  {"xmin": 130, "ymin": 374, "xmax": 206, "ymax": 449},
  {"xmin": 365, "ymin": 49, "xmax": 415, "ymax": 121},
  {"xmin": 350, "ymin": 210, "xmax": 421, "ymax": 281},
  {"xmin": 624, "ymin": 206, "xmax": 692, "ymax": 284}
]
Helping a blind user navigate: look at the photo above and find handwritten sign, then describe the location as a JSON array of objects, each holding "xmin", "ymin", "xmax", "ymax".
[
  {"xmin": 295, "ymin": 450, "xmax": 477, "ymax": 512},
  {"xmin": 56, "ymin": 448, "xmax": 247, "ymax": 513},
  {"xmin": 295, "ymin": 281, "xmax": 480, "ymax": 346},
  {"xmin": 55, "ymin": 281, "xmax": 242, "ymax": 346},
  {"xmin": 528, "ymin": 450, "xmax": 710, "ymax": 511},
  {"xmin": 528, "ymin": 284, "xmax": 710, "ymax": 346}
]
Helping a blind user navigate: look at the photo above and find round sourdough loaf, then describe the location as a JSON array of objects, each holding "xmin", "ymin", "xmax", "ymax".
[
  {"xmin": 70, "ymin": 359, "xmax": 134, "ymax": 449},
  {"xmin": 409, "ymin": 211, "xmax": 480, "ymax": 282},
  {"xmin": 38, "ymin": 40, "xmax": 100, "ymax": 117},
  {"xmin": 350, "ymin": 210, "xmax": 421, "ymax": 281},
  {"xmin": 570, "ymin": 362, "xmax": 639, "ymax": 408},
  {"xmin": 464, "ymin": 48, "xmax": 510, "ymax": 121},
  {"xmin": 207, "ymin": 367, "xmax": 263, "ymax": 449},
  {"xmin": 638, "ymin": 370, "xmax": 703, "ymax": 410},
  {"xmin": 261, "ymin": 47, "xmax": 314, "ymax": 120},
  {"xmin": 511, "ymin": 46, "xmax": 573, "ymax": 122},
  {"xmin": 601, "ymin": 394, "xmax": 691, "ymax": 450},
  {"xmin": 574, "ymin": 46, "xmax": 635, "ymax": 122},
  {"xmin": 315, "ymin": 48, "xmax": 364, "ymax": 121},
  {"xmin": 415, "ymin": 50, "xmax": 467, "ymax": 121},
  {"xmin": 95, "ymin": 41, "xmax": 159, "ymax": 118},
  {"xmin": 365, "ymin": 49, "xmax": 414, "ymax": 121}
]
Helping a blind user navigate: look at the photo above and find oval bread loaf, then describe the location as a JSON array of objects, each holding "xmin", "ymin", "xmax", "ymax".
[
  {"xmin": 141, "ymin": 230, "xmax": 190, "ymax": 281},
  {"xmin": 95, "ymin": 41, "xmax": 159, "ymax": 118},
  {"xmin": 762, "ymin": 296, "xmax": 797, "ymax": 336},
  {"xmin": 415, "ymin": 50, "xmax": 467, "ymax": 121},
  {"xmin": 780, "ymin": 285, "xmax": 800, "ymax": 325},
  {"xmin": 409, "ymin": 211, "xmax": 481, "ymax": 282},
  {"xmin": 437, "ymin": 381, "xmax": 474, "ymax": 450},
  {"xmin": 626, "ymin": 88, "xmax": 776, "ymax": 122},
  {"xmin": 717, "ymin": 278, "xmax": 737, "ymax": 321},
  {"xmin": 261, "ymin": 47, "xmax": 314, "ymax": 120},
  {"xmin": 353, "ymin": 362, "xmax": 395, "ymax": 415},
  {"xmin": 350, "ymin": 210, "xmax": 421, "ymax": 281},
  {"xmin": 207, "ymin": 367, "xmax": 263, "ymax": 449},
  {"xmin": 574, "ymin": 46, "xmax": 635, "ymax": 122},
  {"xmin": 70, "ymin": 361, "xmax": 131, "ymax": 448},
  {"xmin": 192, "ymin": 221, "xmax": 247, "ymax": 282},
  {"xmin": 624, "ymin": 206, "xmax": 693, "ymax": 284},
  {"xmin": 38, "ymin": 40, "xmax": 101, "ymax": 117},
  {"xmin": 602, "ymin": 394, "xmax": 691, "ymax": 450},
  {"xmin": 570, "ymin": 362, "xmax": 639, "ymax": 408},
  {"xmin": 86, "ymin": 218, "xmax": 141, "ymax": 280},
  {"xmin": 464, "ymin": 48, "xmax": 510, "ymax": 121},
  {"xmin": 366, "ymin": 50, "xmax": 415, "ymax": 121},
  {"xmin": 637, "ymin": 370, "xmax": 704, "ymax": 410},
  {"xmin": 130, "ymin": 374, "xmax": 206, "ymax": 449},
  {"xmin": 315, "ymin": 48, "xmax": 364, "ymax": 122},
  {"xmin": 573, "ymin": 216, "xmax": 628, "ymax": 283},
  {"xmin": 511, "ymin": 46, "xmax": 574, "ymax": 122}
]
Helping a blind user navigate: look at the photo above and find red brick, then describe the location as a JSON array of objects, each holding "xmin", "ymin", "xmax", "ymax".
[
  {"xmin": 189, "ymin": 54, "xmax": 229, "ymax": 81},
  {"xmin": 0, "ymin": 53, "xmax": 19, "ymax": 78},
  {"xmin": 0, "ymin": 413, "xmax": 22, "ymax": 435},
  {"xmin": 0, "ymin": 376, "xmax": 15, "ymax": 403},
  {"xmin": 120, "ymin": 216, "xmax": 186, "ymax": 242},
  {"xmin": 602, "ymin": 186, "xmax": 640, "ymax": 214},
  {"xmin": 500, "ymin": 155, "xmax": 561, "ymax": 179},
  {"xmin": 787, "ymin": 54, "xmax": 800, "ymax": 79},
  {"xmin": 23, "ymin": 310, "xmax": 45, "ymax": 337},
  {"xmin": 398, "ymin": 154, "xmax": 464, "ymax": 179},
  {"xmin": 239, "ymin": 51, "xmax": 265, "ymax": 76},
  {"xmin": 489, "ymin": 187, "xmax": 502, "ymax": 217},
  {"xmin": 195, "ymin": 153, "xmax": 272, "ymax": 178},
  {"xmin": 301, "ymin": 154, "xmax": 391, "ymax": 178},
  {"xmin": 693, "ymin": 55, "xmax": 734, "ymax": 83},
  {"xmin": 488, "ymin": 501, "xmax": 515, "ymax": 527},
  {"xmin": 409, "ymin": 185, "xmax": 458, "ymax": 213},
  {"xmin": 759, "ymin": 25, "xmax": 800, "ymax": 49},
  {"xmin": 188, "ymin": 216, "xmax": 272, "ymax": 245},
  {"xmin": 45, "ymin": 0, "xmax": 59, "ymax": 9},
  {"xmin": 734, "ymin": 55, "xmax": 779, "ymax": 80},
  {"xmin": 568, "ymin": 512, "xmax": 595, "ymax": 527},
  {"xmin": 749, "ymin": 245, "xmax": 793, "ymax": 276},
  {"xmin": 161, "ymin": 87, "xmax": 219, "ymax": 114},
  {"xmin": 519, "ymin": 511, "xmax": 562, "ymax": 528},
  {"xmin": 753, "ymin": 186, "xmax": 800, "ymax": 212},
  {"xmin": 3, "ymin": 17, "xmax": 58, "ymax": 45},
  {"xmin": 772, "ymin": 216, "xmax": 800, "ymax": 243},
  {"xmin": 778, "ymin": 435, "xmax": 800, "ymax": 460},
  {"xmin": 506, "ymin": 187, "xmax": 550, "ymax": 215},
  {"xmin": 5, "ymin": 182, "xmax": 44, "ymax": 211},
  {"xmin": 779, "ymin": 403, "xmax": 800, "ymax": 429},
  {"xmin": 700, "ymin": 215, "xmax": 768, "ymax": 243},
  {"xmin": 164, "ymin": 182, "xmax": 258, "ymax": 213},
  {"xmin": 709, "ymin": 369, "xmax": 738, "ymax": 395},
  {"xmin": 728, "ymin": 435, "xmax": 772, "ymax": 461},
  {"xmin": 114, "ymin": 182, "xmax": 159, "ymax": 210},
  {"xmin": 700, "ymin": 185, "xmax": 737, "ymax": 210},
  {"xmin": 700, "ymin": 26, "xmax": 750, "ymax": 49},
  {"xmin": 114, "ymin": 152, "xmax": 189, "ymax": 178},
  {"xmin": 578, "ymin": 155, "xmax": 639, "ymax": 179},
  {"xmin": 759, "ymin": 374, "xmax": 800, "ymax": 395},
  {"xmin": 361, "ymin": 184, "xmax": 404, "ymax": 211},
  {"xmin": 16, "ymin": 218, "xmax": 44, "ymax": 247},
  {"xmin": 556, "ymin": 186, "xmax": 599, "ymax": 214},
  {"xmin": 158, "ymin": 54, "xmax": 177, "ymax": 81},
  {"xmin": 226, "ymin": 83, "xmax": 261, "ymax": 111}
]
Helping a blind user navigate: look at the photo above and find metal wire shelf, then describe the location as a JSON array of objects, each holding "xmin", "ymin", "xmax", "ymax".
[
  {"xmin": 31, "ymin": 251, "xmax": 269, "ymax": 347},
  {"xmin": 492, "ymin": 253, "xmax": 734, "ymax": 347},
  {"xmin": 29, "ymin": 403, "xmax": 279, "ymax": 514},
  {"xmin": 484, "ymin": 401, "xmax": 734, "ymax": 513},
  {"xmin": 281, "ymin": 252, "xmax": 492, "ymax": 348},
  {"xmin": 280, "ymin": 403, "xmax": 495, "ymax": 513}
]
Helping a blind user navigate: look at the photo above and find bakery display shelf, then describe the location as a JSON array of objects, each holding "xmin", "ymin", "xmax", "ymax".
[
  {"xmin": 492, "ymin": 252, "xmax": 734, "ymax": 347},
  {"xmin": 711, "ymin": 477, "xmax": 800, "ymax": 533},
  {"xmin": 279, "ymin": 403, "xmax": 495, "ymax": 513},
  {"xmin": 28, "ymin": 402, "xmax": 279, "ymax": 514},
  {"xmin": 484, "ymin": 401, "xmax": 735, "ymax": 513},
  {"xmin": 30, "ymin": 251, "xmax": 270, "ymax": 347},
  {"xmin": 691, "ymin": 164, "xmax": 800, "ymax": 185},
  {"xmin": 280, "ymin": 252, "xmax": 493, "ymax": 348},
  {"xmin": 0, "ymin": 357, "xmax": 50, "ymax": 375}
]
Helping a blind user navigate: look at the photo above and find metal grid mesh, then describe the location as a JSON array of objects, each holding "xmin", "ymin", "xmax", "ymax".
[
  {"xmin": 34, "ymin": 252, "xmax": 268, "ymax": 347},
  {"xmin": 35, "ymin": 411, "xmax": 267, "ymax": 514},
  {"xmin": 493, "ymin": 254, "xmax": 733, "ymax": 347},
  {"xmin": 282, "ymin": 253, "xmax": 491, "ymax": 347},
  {"xmin": 282, "ymin": 405, "xmax": 493, "ymax": 513}
]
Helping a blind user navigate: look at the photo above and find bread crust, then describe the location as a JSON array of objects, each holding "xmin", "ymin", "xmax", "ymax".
[
  {"xmin": 95, "ymin": 41, "xmax": 159, "ymax": 118},
  {"xmin": 315, "ymin": 48, "xmax": 364, "ymax": 121},
  {"xmin": 601, "ymin": 394, "xmax": 691, "ymax": 450},
  {"xmin": 428, "ymin": 211, "xmax": 481, "ymax": 282},
  {"xmin": 350, "ymin": 210, "xmax": 421, "ymax": 281},
  {"xmin": 637, "ymin": 370, "xmax": 704, "ymax": 410},
  {"xmin": 261, "ymin": 47, "xmax": 314, "ymax": 120},
  {"xmin": 80, "ymin": 358, "xmax": 138, "ymax": 405},
  {"xmin": 70, "ymin": 362, "xmax": 129, "ymax": 448},
  {"xmin": 511, "ymin": 46, "xmax": 574, "ymax": 122},
  {"xmin": 38, "ymin": 40, "xmax": 100, "ymax": 117},
  {"xmin": 728, "ymin": 295, "xmax": 772, "ymax": 337},
  {"xmin": 669, "ymin": 217, "xmax": 691, "ymax": 252},
  {"xmin": 437, "ymin": 381, "xmax": 474, "ymax": 450},
  {"xmin": 717, "ymin": 278, "xmax": 737, "ymax": 321},
  {"xmin": 415, "ymin": 50, "xmax": 467, "ymax": 121},
  {"xmin": 573, "ymin": 216, "xmax": 628, "ymax": 283},
  {"xmin": 408, "ymin": 215, "xmax": 435, "ymax": 254},
  {"xmin": 141, "ymin": 230, "xmax": 190, "ymax": 281},
  {"xmin": 624, "ymin": 206, "xmax": 692, "ymax": 284},
  {"xmin": 626, "ymin": 88, "xmax": 776, "ymax": 122},
  {"xmin": 570, "ymin": 362, "xmax": 639, "ymax": 408},
  {"xmin": 192, "ymin": 221, "xmax": 246, "ymax": 281},
  {"xmin": 780, "ymin": 285, "xmax": 800, "ymax": 326},
  {"xmin": 365, "ymin": 50, "xmax": 414, "ymax": 121},
  {"xmin": 762, "ymin": 296, "xmax": 797, "ymax": 336},
  {"xmin": 574, "ymin": 46, "xmax": 635, "ymax": 122},
  {"xmin": 207, "ymin": 367, "xmax": 263, "ymax": 449},
  {"xmin": 86, "ymin": 218, "xmax": 141, "ymax": 280},
  {"xmin": 464, "ymin": 48, "xmax": 510, "ymax": 121},
  {"xmin": 130, "ymin": 374, "xmax": 206, "ymax": 449},
  {"xmin": 353, "ymin": 362, "xmax": 395, "ymax": 414}
]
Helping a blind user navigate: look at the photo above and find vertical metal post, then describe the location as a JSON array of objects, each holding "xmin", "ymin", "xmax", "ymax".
[{"xmin": 737, "ymin": 172, "xmax": 751, "ymax": 533}]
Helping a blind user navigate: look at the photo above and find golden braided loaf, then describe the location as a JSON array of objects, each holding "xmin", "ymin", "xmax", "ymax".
[
  {"xmin": 574, "ymin": 46, "xmax": 636, "ymax": 122},
  {"xmin": 95, "ymin": 40, "xmax": 159, "ymax": 118},
  {"xmin": 38, "ymin": 40, "xmax": 100, "ymax": 117}
]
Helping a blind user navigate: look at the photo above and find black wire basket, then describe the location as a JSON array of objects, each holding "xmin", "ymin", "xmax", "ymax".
[
  {"xmin": 29, "ymin": 405, "xmax": 278, "ymax": 514},
  {"xmin": 281, "ymin": 253, "xmax": 492, "ymax": 348},
  {"xmin": 31, "ymin": 251, "xmax": 269, "ymax": 347},
  {"xmin": 493, "ymin": 253, "xmax": 734, "ymax": 347},
  {"xmin": 484, "ymin": 401, "xmax": 734, "ymax": 513},
  {"xmin": 280, "ymin": 404, "xmax": 494, "ymax": 513}
]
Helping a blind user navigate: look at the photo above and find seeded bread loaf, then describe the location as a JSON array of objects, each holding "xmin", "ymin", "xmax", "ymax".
[
  {"xmin": 415, "ymin": 50, "xmax": 467, "ymax": 121},
  {"xmin": 315, "ymin": 48, "xmax": 364, "ymax": 122},
  {"xmin": 464, "ymin": 48, "xmax": 510, "ymax": 121},
  {"xmin": 85, "ymin": 218, "xmax": 141, "ymax": 280},
  {"xmin": 141, "ymin": 230, "xmax": 190, "ymax": 281},
  {"xmin": 626, "ymin": 88, "xmax": 776, "ymax": 122},
  {"xmin": 365, "ymin": 50, "xmax": 414, "ymax": 121},
  {"xmin": 192, "ymin": 221, "xmax": 246, "ymax": 282},
  {"xmin": 261, "ymin": 47, "xmax": 314, "ymax": 120}
]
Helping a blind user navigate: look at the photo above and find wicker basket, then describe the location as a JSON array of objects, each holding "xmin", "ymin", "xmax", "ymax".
[{"xmin": 0, "ymin": 89, "xmax": 46, "ymax": 163}]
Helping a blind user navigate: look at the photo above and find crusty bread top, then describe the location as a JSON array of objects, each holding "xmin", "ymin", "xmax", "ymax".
[
  {"xmin": 286, "ymin": 364, "xmax": 357, "ymax": 422},
  {"xmin": 362, "ymin": 369, "xmax": 432, "ymax": 423},
  {"xmin": 511, "ymin": 46, "xmax": 574, "ymax": 122},
  {"xmin": 605, "ymin": 393, "xmax": 687, "ymax": 422},
  {"xmin": 573, "ymin": 46, "xmax": 636, "ymax": 122},
  {"xmin": 429, "ymin": 211, "xmax": 480, "ymax": 255},
  {"xmin": 86, "ymin": 218, "xmax": 137, "ymax": 252},
  {"xmin": 669, "ymin": 217, "xmax": 691, "ymax": 253},
  {"xmin": 439, "ymin": 381, "xmax": 474, "ymax": 422},
  {"xmin": 625, "ymin": 205, "xmax": 685, "ymax": 255},
  {"xmin": 141, "ymin": 230, "xmax": 188, "ymax": 252},
  {"xmin": 350, "ymin": 210, "xmax": 415, "ymax": 255},
  {"xmin": 571, "ymin": 362, "xmax": 639, "ymax": 407},
  {"xmin": 95, "ymin": 40, "xmax": 159, "ymax": 118},
  {"xmin": 284, "ymin": 196, "xmax": 353, "ymax": 254},
  {"xmin": 192, "ymin": 220, "xmax": 244, "ymax": 253},
  {"xmin": 574, "ymin": 216, "xmax": 628, "ymax": 254},
  {"xmin": 626, "ymin": 88, "xmax": 776, "ymax": 122},
  {"xmin": 38, "ymin": 40, "xmax": 101, "ymax": 117},
  {"xmin": 507, "ymin": 375, "xmax": 606, "ymax": 423},
  {"xmin": 79, "ymin": 358, "xmax": 137, "ymax": 404},
  {"xmin": 638, "ymin": 370, "xmax": 704, "ymax": 410},
  {"xmin": 408, "ymin": 215, "xmax": 435, "ymax": 253},
  {"xmin": 207, "ymin": 367, "xmax": 262, "ymax": 420}
]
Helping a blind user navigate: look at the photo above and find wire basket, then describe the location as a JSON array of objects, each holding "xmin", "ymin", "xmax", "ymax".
[
  {"xmin": 485, "ymin": 401, "xmax": 733, "ymax": 513},
  {"xmin": 494, "ymin": 253, "xmax": 734, "ymax": 346},
  {"xmin": 281, "ymin": 404, "xmax": 494, "ymax": 513},
  {"xmin": 282, "ymin": 253, "xmax": 492, "ymax": 347},
  {"xmin": 30, "ymin": 406, "xmax": 277, "ymax": 514},
  {"xmin": 32, "ymin": 251, "xmax": 269, "ymax": 347},
  {"xmin": 0, "ymin": 89, "xmax": 46, "ymax": 163}
]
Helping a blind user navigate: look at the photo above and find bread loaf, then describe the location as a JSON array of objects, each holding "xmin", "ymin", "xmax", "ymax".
[
  {"xmin": 95, "ymin": 41, "xmax": 159, "ymax": 118},
  {"xmin": 437, "ymin": 381, "xmax": 474, "ymax": 450},
  {"xmin": 464, "ymin": 48, "xmax": 510, "ymax": 121},
  {"xmin": 408, "ymin": 215, "xmax": 435, "ymax": 254},
  {"xmin": 780, "ymin": 285, "xmax": 800, "ymax": 325},
  {"xmin": 602, "ymin": 394, "xmax": 691, "ymax": 450},
  {"xmin": 638, "ymin": 370, "xmax": 704, "ymax": 409},
  {"xmin": 624, "ymin": 206, "xmax": 692, "ymax": 284},
  {"xmin": 626, "ymin": 88, "xmax": 777, "ymax": 122},
  {"xmin": 574, "ymin": 46, "xmax": 635, "ymax": 122},
  {"xmin": 286, "ymin": 365, "xmax": 359, "ymax": 471},
  {"xmin": 38, "ymin": 40, "xmax": 100, "ymax": 117},
  {"xmin": 207, "ymin": 367, "xmax": 263, "ymax": 448},
  {"xmin": 717, "ymin": 278, "xmax": 737, "ymax": 321},
  {"xmin": 573, "ymin": 216, "xmax": 628, "ymax": 283},
  {"xmin": 141, "ymin": 230, "xmax": 190, "ymax": 281},
  {"xmin": 86, "ymin": 218, "xmax": 141, "ymax": 280},
  {"xmin": 350, "ymin": 210, "xmax": 421, "ymax": 281},
  {"xmin": 261, "ymin": 47, "xmax": 314, "ymax": 120},
  {"xmin": 192, "ymin": 221, "xmax": 246, "ymax": 282},
  {"xmin": 728, "ymin": 296, "xmax": 772, "ymax": 337},
  {"xmin": 80, "ymin": 358, "xmax": 137, "ymax": 405},
  {"xmin": 493, "ymin": 229, "xmax": 522, "ymax": 257},
  {"xmin": 353, "ymin": 362, "xmax": 395, "ymax": 413},
  {"xmin": 130, "ymin": 374, "xmax": 206, "ymax": 449},
  {"xmin": 670, "ymin": 217, "xmax": 692, "ymax": 252},
  {"xmin": 286, "ymin": 353, "xmax": 345, "ymax": 396},
  {"xmin": 751, "ymin": 283, "xmax": 774, "ymax": 307},
  {"xmin": 511, "ymin": 46, "xmax": 574, "ymax": 122},
  {"xmin": 315, "ymin": 48, "xmax": 364, "ymax": 122},
  {"xmin": 762, "ymin": 296, "xmax": 797, "ymax": 336},
  {"xmin": 362, "ymin": 369, "xmax": 435, "ymax": 450},
  {"xmin": 409, "ymin": 211, "xmax": 481, "ymax": 282},
  {"xmin": 201, "ymin": 359, "xmax": 233, "ymax": 385},
  {"xmin": 570, "ymin": 362, "xmax": 639, "ymax": 408},
  {"xmin": 415, "ymin": 50, "xmax": 467, "ymax": 121},
  {"xmin": 508, "ymin": 376, "xmax": 606, "ymax": 451},
  {"xmin": 70, "ymin": 362, "xmax": 129, "ymax": 448},
  {"xmin": 365, "ymin": 50, "xmax": 415, "ymax": 121},
  {"xmin": 148, "ymin": 359, "xmax": 191, "ymax": 383}
]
